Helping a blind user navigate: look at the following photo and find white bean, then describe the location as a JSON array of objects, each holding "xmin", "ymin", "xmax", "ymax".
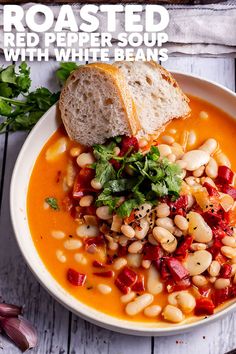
[
  {"xmin": 156, "ymin": 217, "xmax": 175, "ymax": 233},
  {"xmin": 167, "ymin": 153, "xmax": 176, "ymax": 163},
  {"xmin": 128, "ymin": 241, "xmax": 143, "ymax": 254},
  {"xmin": 144, "ymin": 305, "xmax": 162, "ymax": 318},
  {"xmin": 222, "ymin": 236, "xmax": 236, "ymax": 248},
  {"xmin": 76, "ymin": 152, "xmax": 95, "ymax": 168},
  {"xmin": 199, "ymin": 138, "xmax": 217, "ymax": 155},
  {"xmin": 148, "ymin": 234, "xmax": 159, "ymax": 246},
  {"xmin": 74, "ymin": 253, "xmax": 87, "ymax": 265},
  {"xmin": 161, "ymin": 135, "xmax": 175, "ymax": 144},
  {"xmin": 221, "ymin": 246, "xmax": 236, "ymax": 259},
  {"xmin": 185, "ymin": 250, "xmax": 212, "ymax": 276},
  {"xmin": 162, "ymin": 305, "xmax": 184, "ymax": 323},
  {"xmin": 192, "ymin": 275, "xmax": 208, "ymax": 287},
  {"xmin": 208, "ymin": 260, "xmax": 221, "ymax": 277},
  {"xmin": 193, "ymin": 166, "xmax": 205, "ymax": 178},
  {"xmin": 185, "ymin": 176, "xmax": 200, "ymax": 187},
  {"xmin": 174, "ymin": 215, "xmax": 189, "ymax": 231},
  {"xmin": 139, "ymin": 138, "xmax": 148, "ymax": 148},
  {"xmin": 142, "ymin": 260, "xmax": 151, "ymax": 269},
  {"xmin": 157, "ymin": 144, "xmax": 172, "ymax": 157},
  {"xmin": 188, "ymin": 211, "xmax": 212, "ymax": 243},
  {"xmin": 135, "ymin": 218, "xmax": 149, "ymax": 239},
  {"xmin": 113, "ymin": 257, "xmax": 127, "ymax": 270},
  {"xmin": 176, "ymin": 160, "xmax": 187, "ymax": 169},
  {"xmin": 199, "ymin": 111, "xmax": 209, "ymax": 120},
  {"xmin": 46, "ymin": 138, "xmax": 67, "ymax": 161},
  {"xmin": 79, "ymin": 195, "xmax": 94, "ymax": 207},
  {"xmin": 214, "ymin": 152, "xmax": 231, "ymax": 168},
  {"xmin": 205, "ymin": 158, "xmax": 218, "ymax": 179},
  {"xmin": 156, "ymin": 203, "xmax": 170, "ymax": 218},
  {"xmin": 153, "ymin": 227, "xmax": 177, "ymax": 253},
  {"xmin": 171, "ymin": 143, "xmax": 184, "ymax": 159},
  {"xmin": 121, "ymin": 292, "xmax": 136, "ymax": 304},
  {"xmin": 76, "ymin": 224, "xmax": 99, "ymax": 238},
  {"xmin": 177, "ymin": 292, "xmax": 196, "ymax": 314},
  {"xmin": 64, "ymin": 239, "xmax": 82, "ymax": 250},
  {"xmin": 70, "ymin": 147, "xmax": 82, "ymax": 157},
  {"xmin": 56, "ymin": 250, "xmax": 67, "ymax": 263},
  {"xmin": 91, "ymin": 178, "xmax": 102, "ymax": 190},
  {"xmin": 187, "ymin": 130, "xmax": 197, "ymax": 147},
  {"xmin": 125, "ymin": 294, "xmax": 154, "ymax": 316},
  {"xmin": 51, "ymin": 230, "xmax": 65, "ymax": 239},
  {"xmin": 214, "ymin": 278, "xmax": 230, "ymax": 289},
  {"xmin": 190, "ymin": 243, "xmax": 207, "ymax": 251},
  {"xmin": 121, "ymin": 225, "xmax": 135, "ymax": 239},
  {"xmin": 96, "ymin": 206, "xmax": 112, "ymax": 220},
  {"xmin": 182, "ymin": 150, "xmax": 210, "ymax": 171},
  {"xmin": 127, "ymin": 254, "xmax": 142, "ymax": 268},
  {"xmin": 147, "ymin": 266, "xmax": 163, "ymax": 295},
  {"xmin": 97, "ymin": 284, "xmax": 112, "ymax": 295}
]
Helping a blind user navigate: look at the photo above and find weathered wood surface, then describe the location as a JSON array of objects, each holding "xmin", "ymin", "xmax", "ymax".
[{"xmin": 0, "ymin": 57, "xmax": 235, "ymax": 354}]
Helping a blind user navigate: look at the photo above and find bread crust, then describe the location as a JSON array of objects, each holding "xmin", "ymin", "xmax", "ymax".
[{"xmin": 59, "ymin": 63, "xmax": 140, "ymax": 144}]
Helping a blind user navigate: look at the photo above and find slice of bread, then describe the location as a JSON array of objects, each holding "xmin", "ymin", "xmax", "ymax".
[
  {"xmin": 113, "ymin": 61, "xmax": 190, "ymax": 134},
  {"xmin": 59, "ymin": 63, "xmax": 140, "ymax": 146}
]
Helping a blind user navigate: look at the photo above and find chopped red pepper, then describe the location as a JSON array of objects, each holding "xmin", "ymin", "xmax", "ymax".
[
  {"xmin": 220, "ymin": 264, "xmax": 232, "ymax": 278},
  {"xmin": 132, "ymin": 274, "xmax": 145, "ymax": 292},
  {"xmin": 84, "ymin": 235, "xmax": 105, "ymax": 249},
  {"xmin": 109, "ymin": 158, "xmax": 121, "ymax": 170},
  {"xmin": 166, "ymin": 277, "xmax": 191, "ymax": 292},
  {"xmin": 221, "ymin": 185, "xmax": 236, "ymax": 200},
  {"xmin": 117, "ymin": 245, "xmax": 128, "ymax": 257},
  {"xmin": 217, "ymin": 166, "xmax": 234, "ymax": 185},
  {"xmin": 202, "ymin": 211, "xmax": 221, "ymax": 227},
  {"xmin": 92, "ymin": 260, "xmax": 105, "ymax": 268},
  {"xmin": 115, "ymin": 278, "xmax": 130, "ymax": 294},
  {"xmin": 85, "ymin": 205, "xmax": 97, "ymax": 215},
  {"xmin": 175, "ymin": 236, "xmax": 193, "ymax": 258},
  {"xmin": 67, "ymin": 268, "xmax": 86, "ymax": 286},
  {"xmin": 169, "ymin": 195, "xmax": 188, "ymax": 217},
  {"xmin": 203, "ymin": 182, "xmax": 219, "ymax": 197},
  {"xmin": 215, "ymin": 252, "xmax": 227, "ymax": 265},
  {"xmin": 165, "ymin": 257, "xmax": 189, "ymax": 282},
  {"xmin": 120, "ymin": 136, "xmax": 139, "ymax": 156},
  {"xmin": 73, "ymin": 167, "xmax": 95, "ymax": 198},
  {"xmin": 198, "ymin": 287, "xmax": 211, "ymax": 297},
  {"xmin": 93, "ymin": 270, "xmax": 114, "ymax": 278},
  {"xmin": 159, "ymin": 260, "xmax": 171, "ymax": 280},
  {"xmin": 115, "ymin": 267, "xmax": 138, "ymax": 294},
  {"xmin": 212, "ymin": 287, "xmax": 230, "ymax": 306},
  {"xmin": 195, "ymin": 298, "xmax": 215, "ymax": 316},
  {"xmin": 143, "ymin": 244, "xmax": 163, "ymax": 261}
]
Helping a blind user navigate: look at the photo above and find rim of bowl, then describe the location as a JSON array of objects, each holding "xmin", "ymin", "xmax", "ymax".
[{"xmin": 10, "ymin": 71, "xmax": 236, "ymax": 336}]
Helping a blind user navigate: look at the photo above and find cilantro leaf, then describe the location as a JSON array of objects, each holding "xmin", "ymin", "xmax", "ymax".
[
  {"xmin": 56, "ymin": 62, "xmax": 79, "ymax": 84},
  {"xmin": 93, "ymin": 142, "xmax": 116, "ymax": 161},
  {"xmin": 45, "ymin": 197, "xmax": 60, "ymax": 210},
  {"xmin": 95, "ymin": 161, "xmax": 116, "ymax": 186}
]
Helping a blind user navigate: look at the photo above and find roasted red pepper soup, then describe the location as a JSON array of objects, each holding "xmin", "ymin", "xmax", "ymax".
[{"xmin": 28, "ymin": 95, "xmax": 236, "ymax": 324}]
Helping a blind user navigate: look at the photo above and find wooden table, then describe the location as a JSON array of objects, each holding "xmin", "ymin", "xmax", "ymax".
[{"xmin": 0, "ymin": 56, "xmax": 235, "ymax": 354}]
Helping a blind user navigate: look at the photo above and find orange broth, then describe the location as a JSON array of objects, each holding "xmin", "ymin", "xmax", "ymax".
[{"xmin": 27, "ymin": 95, "xmax": 236, "ymax": 322}]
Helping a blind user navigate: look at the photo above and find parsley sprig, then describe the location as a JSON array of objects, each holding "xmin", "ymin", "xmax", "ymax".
[{"xmin": 93, "ymin": 141, "xmax": 183, "ymax": 217}]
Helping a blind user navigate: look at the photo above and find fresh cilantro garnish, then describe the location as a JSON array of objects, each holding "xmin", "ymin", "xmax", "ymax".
[
  {"xmin": 45, "ymin": 197, "xmax": 60, "ymax": 211},
  {"xmin": 93, "ymin": 140, "xmax": 183, "ymax": 217},
  {"xmin": 0, "ymin": 62, "xmax": 60, "ymax": 133},
  {"xmin": 56, "ymin": 62, "xmax": 79, "ymax": 85}
]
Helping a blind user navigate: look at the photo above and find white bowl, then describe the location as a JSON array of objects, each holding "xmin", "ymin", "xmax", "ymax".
[{"xmin": 10, "ymin": 72, "xmax": 236, "ymax": 336}]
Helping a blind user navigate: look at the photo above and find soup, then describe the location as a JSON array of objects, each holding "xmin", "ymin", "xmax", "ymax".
[{"xmin": 27, "ymin": 95, "xmax": 236, "ymax": 324}]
